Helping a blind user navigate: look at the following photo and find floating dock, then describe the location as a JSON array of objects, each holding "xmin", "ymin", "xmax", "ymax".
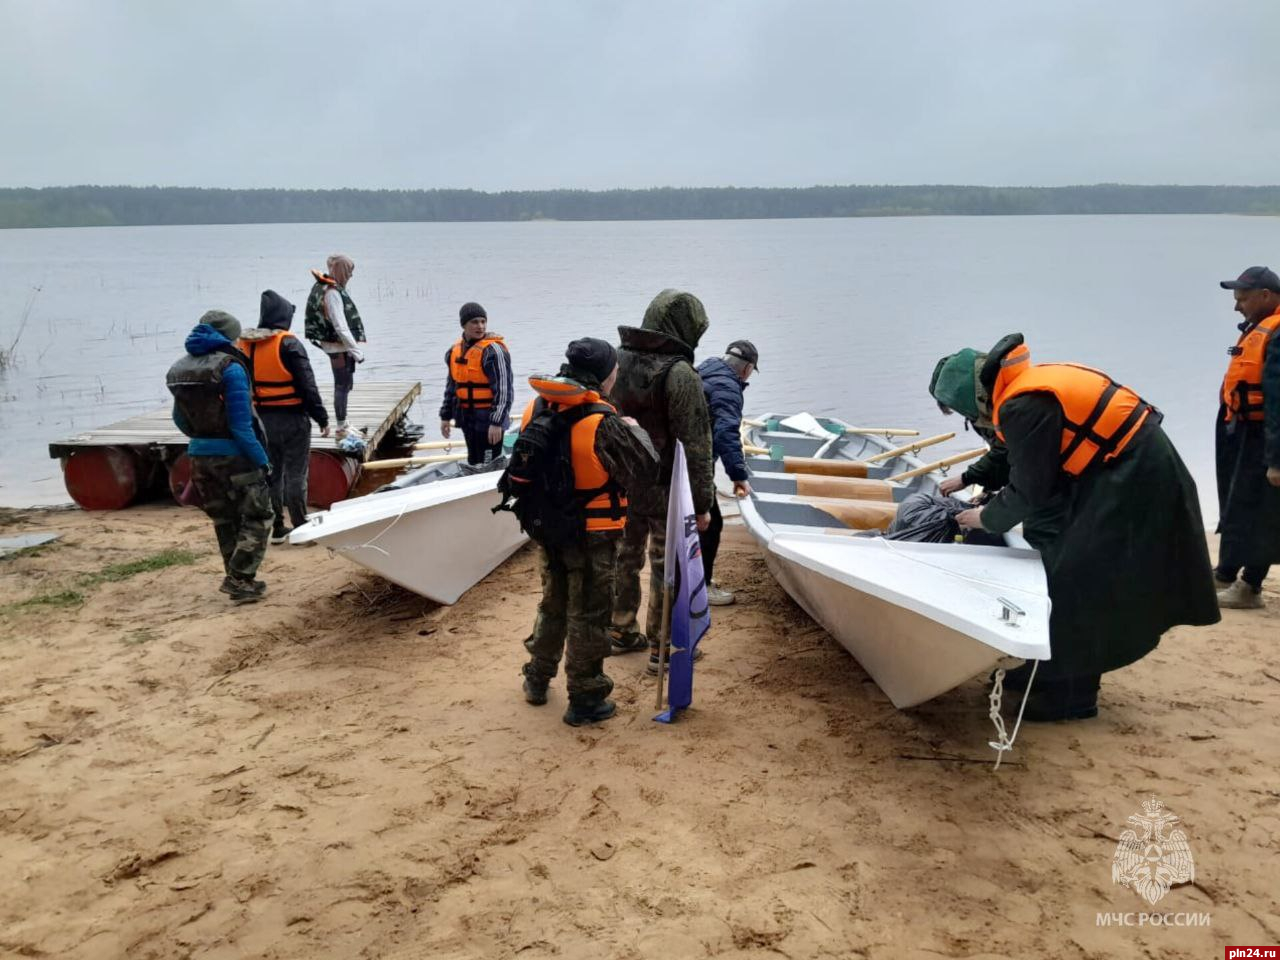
[{"xmin": 48, "ymin": 381, "xmax": 422, "ymax": 510}]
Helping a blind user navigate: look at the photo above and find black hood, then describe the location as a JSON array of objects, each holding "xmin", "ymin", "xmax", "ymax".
[{"xmin": 259, "ymin": 290, "xmax": 296, "ymax": 331}]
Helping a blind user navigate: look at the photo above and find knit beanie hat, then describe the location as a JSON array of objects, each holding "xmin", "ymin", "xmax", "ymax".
[
  {"xmin": 459, "ymin": 302, "xmax": 487, "ymax": 326},
  {"xmin": 565, "ymin": 337, "xmax": 618, "ymax": 383},
  {"xmin": 199, "ymin": 309, "xmax": 241, "ymax": 342}
]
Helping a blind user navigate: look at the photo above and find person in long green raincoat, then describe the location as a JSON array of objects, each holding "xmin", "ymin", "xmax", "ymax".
[
  {"xmin": 929, "ymin": 333, "xmax": 1220, "ymax": 722},
  {"xmin": 608, "ymin": 289, "xmax": 715, "ymax": 669}
]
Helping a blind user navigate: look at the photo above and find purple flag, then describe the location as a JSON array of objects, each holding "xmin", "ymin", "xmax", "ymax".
[{"xmin": 655, "ymin": 440, "xmax": 710, "ymax": 723}]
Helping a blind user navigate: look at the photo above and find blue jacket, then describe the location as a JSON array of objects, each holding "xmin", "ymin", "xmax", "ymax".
[
  {"xmin": 697, "ymin": 357, "xmax": 749, "ymax": 482},
  {"xmin": 172, "ymin": 324, "xmax": 271, "ymax": 467}
]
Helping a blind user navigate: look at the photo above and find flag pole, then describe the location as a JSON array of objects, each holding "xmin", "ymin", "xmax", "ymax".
[{"xmin": 653, "ymin": 582, "xmax": 674, "ymax": 710}]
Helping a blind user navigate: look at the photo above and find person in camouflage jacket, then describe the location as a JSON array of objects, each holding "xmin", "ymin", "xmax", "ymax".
[{"xmin": 608, "ymin": 289, "xmax": 715, "ymax": 660}]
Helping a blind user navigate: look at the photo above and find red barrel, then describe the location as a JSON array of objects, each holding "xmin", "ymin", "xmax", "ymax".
[
  {"xmin": 307, "ymin": 451, "xmax": 360, "ymax": 508},
  {"xmin": 63, "ymin": 446, "xmax": 141, "ymax": 511},
  {"xmin": 167, "ymin": 453, "xmax": 204, "ymax": 507}
]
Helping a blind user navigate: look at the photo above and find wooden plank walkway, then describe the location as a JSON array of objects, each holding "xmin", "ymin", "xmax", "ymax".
[{"xmin": 48, "ymin": 381, "xmax": 422, "ymax": 463}]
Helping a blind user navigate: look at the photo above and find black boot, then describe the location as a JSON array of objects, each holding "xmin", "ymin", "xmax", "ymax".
[
  {"xmin": 520, "ymin": 665, "xmax": 550, "ymax": 706},
  {"xmin": 1022, "ymin": 674, "xmax": 1100, "ymax": 722},
  {"xmin": 522, "ymin": 677, "xmax": 549, "ymax": 706},
  {"xmin": 563, "ymin": 696, "xmax": 617, "ymax": 727}
]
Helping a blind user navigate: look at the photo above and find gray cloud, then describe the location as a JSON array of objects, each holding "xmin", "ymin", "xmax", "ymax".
[{"xmin": 2, "ymin": 0, "xmax": 1277, "ymax": 189}]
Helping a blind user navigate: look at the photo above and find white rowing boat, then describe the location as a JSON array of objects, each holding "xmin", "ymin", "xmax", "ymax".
[
  {"xmin": 289, "ymin": 460, "xmax": 527, "ymax": 605},
  {"xmin": 737, "ymin": 413, "xmax": 1050, "ymax": 708}
]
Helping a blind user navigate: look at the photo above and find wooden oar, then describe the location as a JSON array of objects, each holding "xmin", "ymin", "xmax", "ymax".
[
  {"xmin": 777, "ymin": 456, "xmax": 869, "ymax": 478},
  {"xmin": 886, "ymin": 448, "xmax": 986, "ymax": 482},
  {"xmin": 862, "ymin": 432, "xmax": 955, "ymax": 464},
  {"xmin": 843, "ymin": 427, "xmax": 920, "ymax": 437},
  {"xmin": 411, "ymin": 439, "xmax": 463, "ymax": 451},
  {"xmin": 361, "ymin": 452, "xmax": 468, "ymax": 471},
  {"xmin": 793, "ymin": 474, "xmax": 896, "ymax": 502},
  {"xmin": 789, "ymin": 495, "xmax": 899, "ymax": 530}
]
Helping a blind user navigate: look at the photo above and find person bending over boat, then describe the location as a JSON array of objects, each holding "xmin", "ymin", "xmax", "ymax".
[
  {"xmin": 439, "ymin": 302, "xmax": 513, "ymax": 466},
  {"xmin": 304, "ymin": 254, "xmax": 366, "ymax": 437},
  {"xmin": 929, "ymin": 333, "xmax": 1219, "ymax": 722},
  {"xmin": 696, "ymin": 339, "xmax": 760, "ymax": 605},
  {"xmin": 609, "ymin": 289, "xmax": 715, "ymax": 672},
  {"xmin": 512, "ymin": 338, "xmax": 658, "ymax": 726},
  {"xmin": 166, "ymin": 311, "xmax": 274, "ymax": 604},
  {"xmin": 1212, "ymin": 266, "xmax": 1280, "ymax": 609},
  {"xmin": 239, "ymin": 290, "xmax": 330, "ymax": 544},
  {"xmin": 930, "ymin": 351, "xmax": 1066, "ymax": 551}
]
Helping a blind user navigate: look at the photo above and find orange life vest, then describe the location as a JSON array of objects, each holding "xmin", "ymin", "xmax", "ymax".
[
  {"xmin": 520, "ymin": 377, "xmax": 628, "ymax": 533},
  {"xmin": 992, "ymin": 343, "xmax": 1152, "ymax": 476},
  {"xmin": 1221, "ymin": 308, "xmax": 1280, "ymax": 423},
  {"xmin": 450, "ymin": 335, "xmax": 508, "ymax": 410},
  {"xmin": 238, "ymin": 330, "xmax": 301, "ymax": 407}
]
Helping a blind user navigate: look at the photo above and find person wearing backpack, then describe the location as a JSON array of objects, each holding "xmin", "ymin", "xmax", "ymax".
[
  {"xmin": 498, "ymin": 338, "xmax": 658, "ymax": 726},
  {"xmin": 609, "ymin": 289, "xmax": 716, "ymax": 669}
]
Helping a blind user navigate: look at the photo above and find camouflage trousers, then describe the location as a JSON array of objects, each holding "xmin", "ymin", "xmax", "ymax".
[
  {"xmin": 190, "ymin": 456, "xmax": 273, "ymax": 580},
  {"xmin": 524, "ymin": 535, "xmax": 617, "ymax": 699},
  {"xmin": 610, "ymin": 508, "xmax": 666, "ymax": 646}
]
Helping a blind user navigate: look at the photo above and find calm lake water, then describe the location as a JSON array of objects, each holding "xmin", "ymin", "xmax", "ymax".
[{"xmin": 3, "ymin": 215, "xmax": 1278, "ymax": 521}]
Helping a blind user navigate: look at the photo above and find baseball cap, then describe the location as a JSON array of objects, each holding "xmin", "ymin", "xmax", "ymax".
[
  {"xmin": 1220, "ymin": 266, "xmax": 1280, "ymax": 293},
  {"xmin": 726, "ymin": 339, "xmax": 760, "ymax": 371}
]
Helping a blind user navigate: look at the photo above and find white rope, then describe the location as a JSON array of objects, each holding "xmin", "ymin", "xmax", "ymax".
[
  {"xmin": 332, "ymin": 497, "xmax": 413, "ymax": 558},
  {"xmin": 988, "ymin": 659, "xmax": 1038, "ymax": 770}
]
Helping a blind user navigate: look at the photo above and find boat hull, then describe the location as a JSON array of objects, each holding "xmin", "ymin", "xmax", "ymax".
[
  {"xmin": 290, "ymin": 472, "xmax": 528, "ymax": 605},
  {"xmin": 761, "ymin": 542, "xmax": 1044, "ymax": 708}
]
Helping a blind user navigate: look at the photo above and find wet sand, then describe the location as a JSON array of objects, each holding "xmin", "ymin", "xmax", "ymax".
[{"xmin": 0, "ymin": 504, "xmax": 1276, "ymax": 959}]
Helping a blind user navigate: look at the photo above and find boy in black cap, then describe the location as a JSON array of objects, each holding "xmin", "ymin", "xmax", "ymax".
[
  {"xmin": 440, "ymin": 302, "xmax": 514, "ymax": 465},
  {"xmin": 514, "ymin": 338, "xmax": 657, "ymax": 726},
  {"xmin": 1214, "ymin": 266, "xmax": 1280, "ymax": 608}
]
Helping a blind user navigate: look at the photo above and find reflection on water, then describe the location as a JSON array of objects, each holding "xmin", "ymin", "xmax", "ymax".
[{"xmin": 2, "ymin": 215, "xmax": 1277, "ymax": 522}]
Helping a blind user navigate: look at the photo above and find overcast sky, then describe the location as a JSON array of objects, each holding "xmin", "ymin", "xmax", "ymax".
[{"xmin": 2, "ymin": 0, "xmax": 1277, "ymax": 190}]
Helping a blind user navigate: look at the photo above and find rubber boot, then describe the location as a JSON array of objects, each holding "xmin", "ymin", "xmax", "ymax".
[
  {"xmin": 563, "ymin": 696, "xmax": 616, "ymax": 727},
  {"xmin": 1022, "ymin": 674, "xmax": 1100, "ymax": 722},
  {"xmin": 520, "ymin": 664, "xmax": 549, "ymax": 706}
]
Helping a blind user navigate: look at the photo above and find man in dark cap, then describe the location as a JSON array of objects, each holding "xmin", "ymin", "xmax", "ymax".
[
  {"xmin": 514, "ymin": 338, "xmax": 658, "ymax": 726},
  {"xmin": 696, "ymin": 339, "xmax": 759, "ymax": 605},
  {"xmin": 929, "ymin": 333, "xmax": 1218, "ymax": 722},
  {"xmin": 440, "ymin": 302, "xmax": 514, "ymax": 465},
  {"xmin": 166, "ymin": 310, "xmax": 274, "ymax": 603},
  {"xmin": 1213, "ymin": 266, "xmax": 1280, "ymax": 608},
  {"xmin": 609, "ymin": 290, "xmax": 715, "ymax": 670}
]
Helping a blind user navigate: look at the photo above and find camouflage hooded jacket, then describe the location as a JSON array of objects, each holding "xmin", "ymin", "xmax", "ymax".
[{"xmin": 612, "ymin": 289, "xmax": 714, "ymax": 516}]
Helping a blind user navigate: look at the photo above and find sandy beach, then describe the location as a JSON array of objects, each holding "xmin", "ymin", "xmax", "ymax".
[{"xmin": 0, "ymin": 503, "xmax": 1277, "ymax": 959}]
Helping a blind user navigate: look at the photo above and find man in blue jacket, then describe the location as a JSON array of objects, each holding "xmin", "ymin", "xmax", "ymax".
[
  {"xmin": 166, "ymin": 310, "xmax": 274, "ymax": 603},
  {"xmin": 696, "ymin": 339, "xmax": 758, "ymax": 605}
]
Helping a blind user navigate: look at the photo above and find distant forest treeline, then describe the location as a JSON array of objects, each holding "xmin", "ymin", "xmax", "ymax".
[{"xmin": 2, "ymin": 184, "xmax": 1280, "ymax": 228}]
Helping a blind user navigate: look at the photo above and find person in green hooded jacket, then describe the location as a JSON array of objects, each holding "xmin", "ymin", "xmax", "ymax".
[
  {"xmin": 608, "ymin": 289, "xmax": 715, "ymax": 671},
  {"xmin": 929, "ymin": 333, "xmax": 1219, "ymax": 722}
]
